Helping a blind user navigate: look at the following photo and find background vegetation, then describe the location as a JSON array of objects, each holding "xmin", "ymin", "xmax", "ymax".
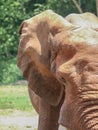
[{"xmin": 0, "ymin": 0, "xmax": 98, "ymax": 84}]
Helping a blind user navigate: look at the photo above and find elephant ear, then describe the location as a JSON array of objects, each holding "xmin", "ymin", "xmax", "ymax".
[{"xmin": 17, "ymin": 10, "xmax": 73, "ymax": 106}]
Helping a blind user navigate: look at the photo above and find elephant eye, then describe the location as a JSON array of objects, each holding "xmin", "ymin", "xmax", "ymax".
[
  {"xmin": 57, "ymin": 76, "xmax": 67, "ymax": 88},
  {"xmin": 60, "ymin": 76, "xmax": 66, "ymax": 84}
]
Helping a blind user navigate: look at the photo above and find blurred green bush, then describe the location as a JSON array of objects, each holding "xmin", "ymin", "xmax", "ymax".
[{"xmin": 0, "ymin": 58, "xmax": 23, "ymax": 84}]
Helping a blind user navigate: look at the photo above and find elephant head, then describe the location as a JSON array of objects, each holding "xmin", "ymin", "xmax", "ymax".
[
  {"xmin": 53, "ymin": 13, "xmax": 98, "ymax": 130},
  {"xmin": 17, "ymin": 10, "xmax": 98, "ymax": 130}
]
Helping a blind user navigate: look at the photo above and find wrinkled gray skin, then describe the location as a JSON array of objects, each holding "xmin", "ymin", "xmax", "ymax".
[{"xmin": 17, "ymin": 10, "xmax": 98, "ymax": 130}]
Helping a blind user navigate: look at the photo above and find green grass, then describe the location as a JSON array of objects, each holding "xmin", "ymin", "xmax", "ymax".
[
  {"xmin": 0, "ymin": 85, "xmax": 38, "ymax": 130},
  {"xmin": 0, "ymin": 85, "xmax": 36, "ymax": 115},
  {"xmin": 0, "ymin": 125, "xmax": 19, "ymax": 130}
]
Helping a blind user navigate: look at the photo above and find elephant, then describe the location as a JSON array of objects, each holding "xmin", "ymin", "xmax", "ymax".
[{"xmin": 17, "ymin": 10, "xmax": 98, "ymax": 130}]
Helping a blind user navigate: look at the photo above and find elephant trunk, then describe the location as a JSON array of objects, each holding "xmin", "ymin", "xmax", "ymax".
[
  {"xmin": 38, "ymin": 99, "xmax": 59, "ymax": 130},
  {"xmin": 38, "ymin": 97, "xmax": 64, "ymax": 130}
]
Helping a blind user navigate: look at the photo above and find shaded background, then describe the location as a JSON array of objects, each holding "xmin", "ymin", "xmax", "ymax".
[{"xmin": 0, "ymin": 0, "xmax": 98, "ymax": 85}]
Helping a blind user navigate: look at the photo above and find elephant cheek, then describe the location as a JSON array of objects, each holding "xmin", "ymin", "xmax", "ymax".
[{"xmin": 58, "ymin": 97, "xmax": 71, "ymax": 129}]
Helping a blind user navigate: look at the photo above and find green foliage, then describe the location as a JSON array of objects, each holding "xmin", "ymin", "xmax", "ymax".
[
  {"xmin": 33, "ymin": 3, "xmax": 48, "ymax": 15},
  {"xmin": 46, "ymin": 0, "xmax": 96, "ymax": 16},
  {"xmin": 46, "ymin": 0, "xmax": 78, "ymax": 16},
  {"xmin": 0, "ymin": 0, "xmax": 97, "ymax": 84},
  {"xmin": 0, "ymin": 0, "xmax": 29, "ymax": 84},
  {"xmin": 79, "ymin": 0, "xmax": 96, "ymax": 14},
  {"xmin": 0, "ymin": 58, "xmax": 23, "ymax": 84},
  {"xmin": 0, "ymin": 0, "xmax": 29, "ymax": 59}
]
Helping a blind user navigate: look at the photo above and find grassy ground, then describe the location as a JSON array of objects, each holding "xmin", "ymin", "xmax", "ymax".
[
  {"xmin": 0, "ymin": 125, "xmax": 37, "ymax": 130},
  {"xmin": 0, "ymin": 85, "xmax": 35, "ymax": 114},
  {"xmin": 0, "ymin": 85, "xmax": 38, "ymax": 130}
]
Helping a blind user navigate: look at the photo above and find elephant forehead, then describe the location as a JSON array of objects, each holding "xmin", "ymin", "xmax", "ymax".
[
  {"xmin": 54, "ymin": 27, "xmax": 98, "ymax": 47},
  {"xmin": 70, "ymin": 27, "xmax": 98, "ymax": 46},
  {"xmin": 66, "ymin": 12, "xmax": 98, "ymax": 29},
  {"xmin": 52, "ymin": 27, "xmax": 98, "ymax": 68}
]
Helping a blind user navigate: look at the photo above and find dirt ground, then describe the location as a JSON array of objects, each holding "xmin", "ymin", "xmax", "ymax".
[{"xmin": 0, "ymin": 110, "xmax": 38, "ymax": 130}]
